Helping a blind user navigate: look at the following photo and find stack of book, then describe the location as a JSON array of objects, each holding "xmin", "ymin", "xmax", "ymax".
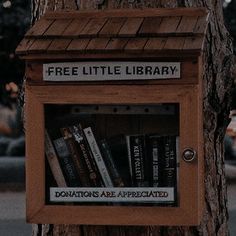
[{"xmin": 45, "ymin": 123, "xmax": 179, "ymax": 205}]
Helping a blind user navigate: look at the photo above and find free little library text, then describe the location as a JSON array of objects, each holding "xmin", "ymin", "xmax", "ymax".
[{"xmin": 43, "ymin": 61, "xmax": 181, "ymax": 81}]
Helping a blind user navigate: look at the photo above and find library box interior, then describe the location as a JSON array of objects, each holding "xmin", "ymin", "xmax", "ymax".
[{"xmin": 16, "ymin": 7, "xmax": 208, "ymax": 226}]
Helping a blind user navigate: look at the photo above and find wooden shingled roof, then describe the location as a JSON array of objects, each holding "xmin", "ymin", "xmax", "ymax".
[{"xmin": 16, "ymin": 8, "xmax": 209, "ymax": 58}]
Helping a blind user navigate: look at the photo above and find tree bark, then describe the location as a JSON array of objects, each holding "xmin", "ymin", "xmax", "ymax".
[{"xmin": 30, "ymin": 0, "xmax": 235, "ymax": 235}]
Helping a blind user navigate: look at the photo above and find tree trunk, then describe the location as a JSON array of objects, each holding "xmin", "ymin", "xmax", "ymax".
[{"xmin": 30, "ymin": 0, "xmax": 235, "ymax": 235}]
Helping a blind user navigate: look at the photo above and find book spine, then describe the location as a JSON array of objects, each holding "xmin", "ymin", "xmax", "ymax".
[
  {"xmin": 152, "ymin": 138, "xmax": 160, "ymax": 187},
  {"xmin": 128, "ymin": 135, "xmax": 147, "ymax": 187},
  {"xmin": 147, "ymin": 135, "xmax": 162, "ymax": 187},
  {"xmin": 126, "ymin": 135, "xmax": 133, "ymax": 185},
  {"xmin": 70, "ymin": 124, "xmax": 103, "ymax": 187},
  {"xmin": 100, "ymin": 139, "xmax": 125, "ymax": 187},
  {"xmin": 175, "ymin": 136, "xmax": 179, "ymax": 204},
  {"xmin": 60, "ymin": 127, "xmax": 90, "ymax": 187},
  {"xmin": 53, "ymin": 137, "xmax": 80, "ymax": 187},
  {"xmin": 107, "ymin": 134, "xmax": 131, "ymax": 186},
  {"xmin": 162, "ymin": 135, "xmax": 177, "ymax": 188},
  {"xmin": 84, "ymin": 127, "xmax": 114, "ymax": 187},
  {"xmin": 45, "ymin": 130, "xmax": 67, "ymax": 187}
]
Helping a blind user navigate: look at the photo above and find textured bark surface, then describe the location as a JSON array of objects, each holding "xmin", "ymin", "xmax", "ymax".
[{"xmin": 30, "ymin": 0, "xmax": 235, "ymax": 235}]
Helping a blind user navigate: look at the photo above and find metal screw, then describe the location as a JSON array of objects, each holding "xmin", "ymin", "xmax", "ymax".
[{"xmin": 182, "ymin": 148, "xmax": 197, "ymax": 162}]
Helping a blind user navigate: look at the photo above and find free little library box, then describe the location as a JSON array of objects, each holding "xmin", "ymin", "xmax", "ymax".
[{"xmin": 16, "ymin": 7, "xmax": 208, "ymax": 226}]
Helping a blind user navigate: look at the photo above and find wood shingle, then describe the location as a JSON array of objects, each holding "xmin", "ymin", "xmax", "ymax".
[{"xmin": 16, "ymin": 8, "xmax": 209, "ymax": 58}]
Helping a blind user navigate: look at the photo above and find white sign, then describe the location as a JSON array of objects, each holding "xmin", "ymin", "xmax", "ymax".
[
  {"xmin": 50, "ymin": 187, "xmax": 174, "ymax": 203},
  {"xmin": 43, "ymin": 62, "xmax": 181, "ymax": 81}
]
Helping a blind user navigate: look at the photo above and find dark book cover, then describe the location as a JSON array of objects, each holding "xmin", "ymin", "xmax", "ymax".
[
  {"xmin": 162, "ymin": 135, "xmax": 177, "ymax": 188},
  {"xmin": 60, "ymin": 127, "xmax": 91, "ymax": 187},
  {"xmin": 146, "ymin": 134, "xmax": 163, "ymax": 187},
  {"xmin": 69, "ymin": 124, "xmax": 104, "ymax": 187},
  {"xmin": 127, "ymin": 135, "xmax": 148, "ymax": 187},
  {"xmin": 100, "ymin": 139, "xmax": 125, "ymax": 187},
  {"xmin": 53, "ymin": 137, "xmax": 80, "ymax": 187},
  {"xmin": 106, "ymin": 134, "xmax": 131, "ymax": 186}
]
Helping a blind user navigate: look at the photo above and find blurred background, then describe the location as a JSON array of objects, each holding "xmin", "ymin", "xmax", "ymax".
[
  {"xmin": 0, "ymin": 0, "xmax": 30, "ymax": 158},
  {"xmin": 0, "ymin": 1, "xmax": 31, "ymax": 235},
  {"xmin": 0, "ymin": 0, "xmax": 236, "ymax": 235}
]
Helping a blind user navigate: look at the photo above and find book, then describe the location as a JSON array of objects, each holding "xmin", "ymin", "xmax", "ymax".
[
  {"xmin": 60, "ymin": 127, "xmax": 91, "ymax": 187},
  {"xmin": 84, "ymin": 127, "xmax": 114, "ymax": 187},
  {"xmin": 45, "ymin": 130, "xmax": 67, "ymax": 187},
  {"xmin": 162, "ymin": 135, "xmax": 178, "ymax": 188},
  {"xmin": 53, "ymin": 136, "xmax": 80, "ymax": 187},
  {"xmin": 146, "ymin": 134, "xmax": 162, "ymax": 187},
  {"xmin": 126, "ymin": 135, "xmax": 148, "ymax": 187},
  {"xmin": 107, "ymin": 134, "xmax": 131, "ymax": 186},
  {"xmin": 69, "ymin": 124, "xmax": 103, "ymax": 187},
  {"xmin": 100, "ymin": 139, "xmax": 125, "ymax": 187}
]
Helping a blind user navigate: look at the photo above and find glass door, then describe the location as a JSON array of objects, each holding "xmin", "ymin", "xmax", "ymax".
[{"xmin": 44, "ymin": 103, "xmax": 180, "ymax": 206}]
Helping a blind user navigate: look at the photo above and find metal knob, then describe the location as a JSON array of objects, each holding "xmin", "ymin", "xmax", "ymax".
[{"xmin": 182, "ymin": 148, "xmax": 197, "ymax": 162}]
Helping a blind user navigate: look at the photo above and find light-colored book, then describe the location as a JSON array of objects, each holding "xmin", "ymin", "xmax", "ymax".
[
  {"xmin": 83, "ymin": 127, "xmax": 113, "ymax": 187},
  {"xmin": 45, "ymin": 130, "xmax": 67, "ymax": 187}
]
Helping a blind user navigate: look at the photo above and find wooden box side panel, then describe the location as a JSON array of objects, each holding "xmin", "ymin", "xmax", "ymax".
[
  {"xmin": 179, "ymin": 86, "xmax": 200, "ymax": 224},
  {"xmin": 26, "ymin": 87, "xmax": 45, "ymax": 221},
  {"xmin": 197, "ymin": 56, "xmax": 205, "ymax": 220}
]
